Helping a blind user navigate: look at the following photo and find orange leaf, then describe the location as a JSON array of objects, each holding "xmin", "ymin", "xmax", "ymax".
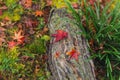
[
  {"xmin": 4, "ymin": 16, "xmax": 10, "ymax": 21},
  {"xmin": 66, "ymin": 48, "xmax": 80, "ymax": 61},
  {"xmin": 12, "ymin": 30, "xmax": 25, "ymax": 44},
  {"xmin": 22, "ymin": 0, "xmax": 32, "ymax": 8},
  {"xmin": 35, "ymin": 10, "xmax": 43, "ymax": 17}
]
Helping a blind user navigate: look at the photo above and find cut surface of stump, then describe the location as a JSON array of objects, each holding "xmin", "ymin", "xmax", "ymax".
[{"xmin": 47, "ymin": 9, "xmax": 96, "ymax": 80}]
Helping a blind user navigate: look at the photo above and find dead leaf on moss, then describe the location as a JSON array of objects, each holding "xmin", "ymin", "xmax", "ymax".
[{"xmin": 12, "ymin": 30, "xmax": 25, "ymax": 44}]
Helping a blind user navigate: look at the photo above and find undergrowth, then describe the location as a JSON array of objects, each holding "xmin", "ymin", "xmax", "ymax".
[
  {"xmin": 65, "ymin": 0, "xmax": 120, "ymax": 80},
  {"xmin": 0, "ymin": 0, "xmax": 50, "ymax": 79}
]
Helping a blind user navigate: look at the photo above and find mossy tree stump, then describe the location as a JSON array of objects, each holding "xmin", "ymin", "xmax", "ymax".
[{"xmin": 47, "ymin": 9, "xmax": 96, "ymax": 80}]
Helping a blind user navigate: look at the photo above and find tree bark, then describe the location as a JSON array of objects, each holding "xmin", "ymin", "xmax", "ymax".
[{"xmin": 47, "ymin": 9, "xmax": 96, "ymax": 80}]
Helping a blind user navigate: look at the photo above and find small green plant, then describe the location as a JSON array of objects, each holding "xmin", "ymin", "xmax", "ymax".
[{"xmin": 65, "ymin": 0, "xmax": 120, "ymax": 80}]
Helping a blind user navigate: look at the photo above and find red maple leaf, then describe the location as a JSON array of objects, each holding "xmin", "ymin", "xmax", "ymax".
[
  {"xmin": 52, "ymin": 30, "xmax": 68, "ymax": 42},
  {"xmin": 8, "ymin": 41, "xmax": 17, "ymax": 48},
  {"xmin": 66, "ymin": 48, "xmax": 80, "ymax": 61}
]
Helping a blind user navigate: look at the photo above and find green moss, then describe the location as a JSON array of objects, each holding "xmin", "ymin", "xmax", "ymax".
[
  {"xmin": 4, "ymin": 0, "xmax": 18, "ymax": 7},
  {"xmin": 0, "ymin": 1, "xmax": 23, "ymax": 21},
  {"xmin": 29, "ymin": 38, "xmax": 46, "ymax": 54}
]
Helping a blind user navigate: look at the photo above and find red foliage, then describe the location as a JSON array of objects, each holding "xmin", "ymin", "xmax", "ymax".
[
  {"xmin": 8, "ymin": 41, "xmax": 17, "ymax": 48},
  {"xmin": 66, "ymin": 48, "xmax": 80, "ymax": 61},
  {"xmin": 52, "ymin": 30, "xmax": 68, "ymax": 42}
]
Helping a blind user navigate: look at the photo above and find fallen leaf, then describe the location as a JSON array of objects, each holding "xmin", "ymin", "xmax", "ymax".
[
  {"xmin": 35, "ymin": 10, "xmax": 43, "ymax": 17},
  {"xmin": 52, "ymin": 30, "xmax": 68, "ymax": 42},
  {"xmin": 54, "ymin": 52, "xmax": 60, "ymax": 58},
  {"xmin": 8, "ymin": 41, "xmax": 17, "ymax": 48},
  {"xmin": 66, "ymin": 48, "xmax": 80, "ymax": 61},
  {"xmin": 12, "ymin": 30, "xmax": 25, "ymax": 44},
  {"xmin": 21, "ymin": 0, "xmax": 32, "ymax": 8},
  {"xmin": 4, "ymin": 16, "xmax": 10, "ymax": 21}
]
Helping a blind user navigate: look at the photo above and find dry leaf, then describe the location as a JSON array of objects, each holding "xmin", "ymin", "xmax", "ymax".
[{"xmin": 12, "ymin": 30, "xmax": 25, "ymax": 44}]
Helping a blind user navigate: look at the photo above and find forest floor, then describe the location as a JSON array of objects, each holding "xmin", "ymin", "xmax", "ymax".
[{"xmin": 0, "ymin": 0, "xmax": 120, "ymax": 80}]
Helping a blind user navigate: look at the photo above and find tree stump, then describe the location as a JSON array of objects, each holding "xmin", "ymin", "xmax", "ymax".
[{"xmin": 47, "ymin": 9, "xmax": 96, "ymax": 80}]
